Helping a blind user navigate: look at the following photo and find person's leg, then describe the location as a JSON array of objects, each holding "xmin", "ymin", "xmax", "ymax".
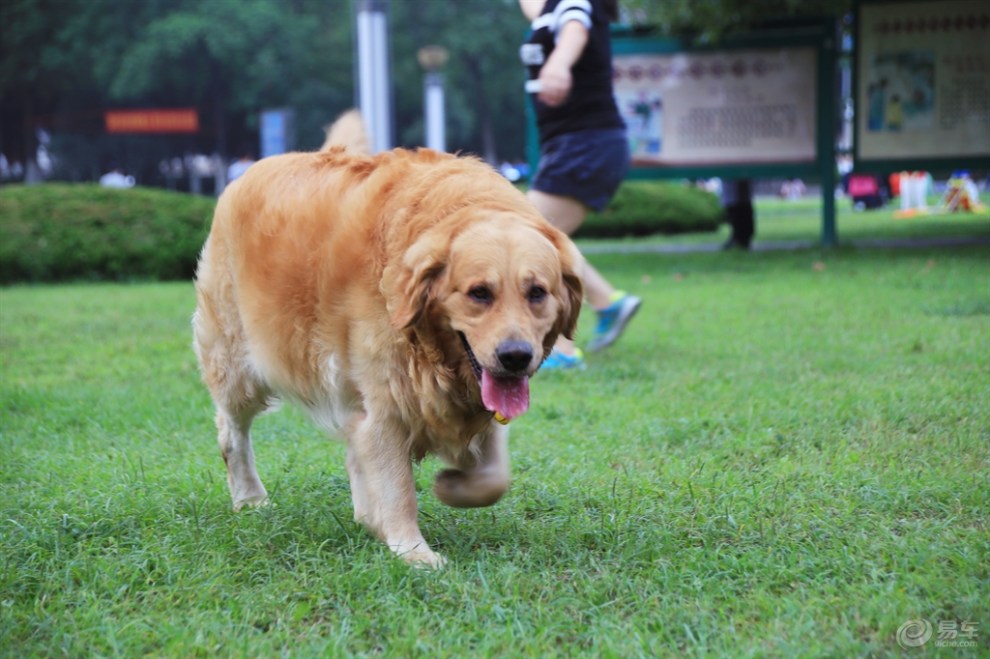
[
  {"xmin": 737, "ymin": 200, "xmax": 754, "ymax": 246},
  {"xmin": 526, "ymin": 189, "xmax": 586, "ymax": 234},
  {"xmin": 527, "ymin": 190, "xmax": 615, "ymax": 308},
  {"xmin": 723, "ymin": 179, "xmax": 754, "ymax": 249},
  {"xmin": 527, "ymin": 190, "xmax": 588, "ymax": 356},
  {"xmin": 579, "ymin": 261, "xmax": 615, "ymax": 310},
  {"xmin": 527, "ymin": 190, "xmax": 618, "ymax": 359},
  {"xmin": 526, "ymin": 189, "xmax": 641, "ymax": 358}
]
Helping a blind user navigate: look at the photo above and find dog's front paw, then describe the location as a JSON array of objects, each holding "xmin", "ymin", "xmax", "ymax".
[
  {"xmin": 232, "ymin": 494, "xmax": 270, "ymax": 512},
  {"xmin": 434, "ymin": 468, "xmax": 508, "ymax": 508},
  {"xmin": 391, "ymin": 542, "xmax": 447, "ymax": 569}
]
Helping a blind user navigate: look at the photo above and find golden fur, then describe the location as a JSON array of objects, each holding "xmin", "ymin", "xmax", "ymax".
[{"xmin": 193, "ymin": 112, "xmax": 582, "ymax": 567}]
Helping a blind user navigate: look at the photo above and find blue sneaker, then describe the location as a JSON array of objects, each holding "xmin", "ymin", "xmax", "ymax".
[
  {"xmin": 587, "ymin": 292, "xmax": 641, "ymax": 353},
  {"xmin": 541, "ymin": 348, "xmax": 586, "ymax": 371}
]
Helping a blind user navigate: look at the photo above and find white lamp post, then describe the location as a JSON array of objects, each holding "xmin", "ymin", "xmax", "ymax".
[
  {"xmin": 417, "ymin": 45, "xmax": 449, "ymax": 152},
  {"xmin": 355, "ymin": 0, "xmax": 393, "ymax": 153}
]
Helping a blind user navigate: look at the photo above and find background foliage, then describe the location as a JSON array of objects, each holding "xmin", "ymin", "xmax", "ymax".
[
  {"xmin": 0, "ymin": 180, "xmax": 721, "ymax": 284},
  {"xmin": 1, "ymin": 0, "xmax": 849, "ymax": 184},
  {"xmin": 583, "ymin": 180, "xmax": 722, "ymax": 237},
  {"xmin": 623, "ymin": 0, "xmax": 850, "ymax": 40},
  {"xmin": 0, "ymin": 184, "xmax": 214, "ymax": 283},
  {"xmin": 0, "ymin": 0, "xmax": 529, "ymax": 183}
]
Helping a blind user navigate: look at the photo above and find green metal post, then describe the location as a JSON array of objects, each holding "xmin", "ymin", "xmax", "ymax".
[{"xmin": 820, "ymin": 21, "xmax": 838, "ymax": 247}]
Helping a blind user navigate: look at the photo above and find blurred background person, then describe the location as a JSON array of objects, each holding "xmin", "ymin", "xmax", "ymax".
[{"xmin": 520, "ymin": 0, "xmax": 641, "ymax": 370}]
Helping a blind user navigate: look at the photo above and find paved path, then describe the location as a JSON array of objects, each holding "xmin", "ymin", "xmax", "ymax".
[{"xmin": 581, "ymin": 234, "xmax": 990, "ymax": 255}]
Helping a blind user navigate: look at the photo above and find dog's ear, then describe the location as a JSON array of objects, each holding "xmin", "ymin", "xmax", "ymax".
[
  {"xmin": 534, "ymin": 224, "xmax": 584, "ymax": 341},
  {"xmin": 555, "ymin": 237, "xmax": 584, "ymax": 340},
  {"xmin": 382, "ymin": 233, "xmax": 447, "ymax": 330}
]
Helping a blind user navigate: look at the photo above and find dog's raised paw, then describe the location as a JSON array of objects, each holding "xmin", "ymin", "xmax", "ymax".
[{"xmin": 434, "ymin": 468, "xmax": 508, "ymax": 508}]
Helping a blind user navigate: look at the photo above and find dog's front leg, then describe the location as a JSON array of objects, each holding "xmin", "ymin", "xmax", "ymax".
[
  {"xmin": 434, "ymin": 422, "xmax": 510, "ymax": 508},
  {"xmin": 345, "ymin": 413, "xmax": 443, "ymax": 568}
]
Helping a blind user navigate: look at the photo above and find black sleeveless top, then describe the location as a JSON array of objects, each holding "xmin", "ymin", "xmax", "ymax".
[{"xmin": 521, "ymin": 0, "xmax": 626, "ymax": 143}]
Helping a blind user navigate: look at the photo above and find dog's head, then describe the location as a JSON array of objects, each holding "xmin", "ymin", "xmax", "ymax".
[{"xmin": 385, "ymin": 211, "xmax": 582, "ymax": 421}]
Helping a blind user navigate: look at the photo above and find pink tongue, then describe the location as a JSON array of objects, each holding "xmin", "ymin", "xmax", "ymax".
[{"xmin": 481, "ymin": 371, "xmax": 530, "ymax": 420}]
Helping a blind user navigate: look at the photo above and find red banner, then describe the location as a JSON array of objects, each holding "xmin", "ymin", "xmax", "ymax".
[{"xmin": 105, "ymin": 109, "xmax": 199, "ymax": 134}]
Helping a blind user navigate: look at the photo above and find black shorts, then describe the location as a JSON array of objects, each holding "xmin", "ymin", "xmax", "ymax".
[{"xmin": 531, "ymin": 127, "xmax": 629, "ymax": 211}]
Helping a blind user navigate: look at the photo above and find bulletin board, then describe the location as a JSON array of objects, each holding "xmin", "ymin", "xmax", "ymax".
[
  {"xmin": 854, "ymin": 0, "xmax": 990, "ymax": 170},
  {"xmin": 606, "ymin": 21, "xmax": 836, "ymax": 183},
  {"xmin": 613, "ymin": 45, "xmax": 819, "ymax": 172}
]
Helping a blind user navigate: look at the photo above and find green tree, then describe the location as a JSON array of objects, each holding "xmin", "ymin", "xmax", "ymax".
[
  {"xmin": 1, "ymin": 0, "xmax": 852, "ymax": 184},
  {"xmin": 390, "ymin": 0, "xmax": 529, "ymax": 161},
  {"xmin": 1, "ymin": 0, "xmax": 354, "ymax": 179},
  {"xmin": 623, "ymin": 0, "xmax": 850, "ymax": 40},
  {"xmin": 108, "ymin": 0, "xmax": 352, "ymax": 155},
  {"xmin": 0, "ymin": 0, "xmax": 104, "ymax": 179}
]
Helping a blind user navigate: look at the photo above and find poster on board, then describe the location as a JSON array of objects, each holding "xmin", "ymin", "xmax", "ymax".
[
  {"xmin": 613, "ymin": 48, "xmax": 818, "ymax": 167},
  {"xmin": 856, "ymin": 0, "xmax": 990, "ymax": 161}
]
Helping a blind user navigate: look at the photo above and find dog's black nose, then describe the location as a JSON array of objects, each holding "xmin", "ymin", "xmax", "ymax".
[{"xmin": 496, "ymin": 341, "xmax": 533, "ymax": 373}]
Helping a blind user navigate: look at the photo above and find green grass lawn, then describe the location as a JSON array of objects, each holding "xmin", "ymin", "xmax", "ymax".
[
  {"xmin": 582, "ymin": 195, "xmax": 990, "ymax": 251},
  {"xmin": 2, "ymin": 240, "xmax": 988, "ymax": 655}
]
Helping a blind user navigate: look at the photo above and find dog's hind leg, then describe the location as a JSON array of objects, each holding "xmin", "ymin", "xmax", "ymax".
[
  {"xmin": 433, "ymin": 423, "xmax": 510, "ymax": 508},
  {"xmin": 193, "ymin": 279, "xmax": 272, "ymax": 511},
  {"xmin": 215, "ymin": 402, "xmax": 269, "ymax": 511}
]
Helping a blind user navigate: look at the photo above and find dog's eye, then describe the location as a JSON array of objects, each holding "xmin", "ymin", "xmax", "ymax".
[
  {"xmin": 468, "ymin": 285, "xmax": 494, "ymax": 304},
  {"xmin": 527, "ymin": 286, "xmax": 547, "ymax": 303}
]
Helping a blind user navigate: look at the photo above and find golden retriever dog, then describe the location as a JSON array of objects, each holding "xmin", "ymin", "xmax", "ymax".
[{"xmin": 193, "ymin": 111, "xmax": 582, "ymax": 567}]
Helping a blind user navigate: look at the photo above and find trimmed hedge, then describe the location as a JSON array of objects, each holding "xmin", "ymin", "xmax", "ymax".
[
  {"xmin": 579, "ymin": 180, "xmax": 723, "ymax": 238},
  {"xmin": 0, "ymin": 180, "xmax": 721, "ymax": 284},
  {"xmin": 0, "ymin": 184, "xmax": 215, "ymax": 284}
]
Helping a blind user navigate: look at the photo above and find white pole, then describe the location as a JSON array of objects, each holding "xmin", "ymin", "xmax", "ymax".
[
  {"xmin": 424, "ymin": 72, "xmax": 446, "ymax": 152},
  {"xmin": 356, "ymin": 0, "xmax": 392, "ymax": 153}
]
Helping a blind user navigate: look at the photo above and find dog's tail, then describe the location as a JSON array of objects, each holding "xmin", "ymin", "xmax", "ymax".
[{"xmin": 320, "ymin": 109, "xmax": 370, "ymax": 154}]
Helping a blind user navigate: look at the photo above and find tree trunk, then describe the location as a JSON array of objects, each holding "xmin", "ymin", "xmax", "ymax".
[
  {"xmin": 211, "ymin": 70, "xmax": 228, "ymax": 194},
  {"xmin": 465, "ymin": 55, "xmax": 497, "ymax": 165},
  {"xmin": 22, "ymin": 96, "xmax": 41, "ymax": 184}
]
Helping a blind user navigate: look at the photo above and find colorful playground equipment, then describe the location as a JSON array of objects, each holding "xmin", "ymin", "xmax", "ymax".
[{"xmin": 893, "ymin": 170, "xmax": 987, "ymax": 218}]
